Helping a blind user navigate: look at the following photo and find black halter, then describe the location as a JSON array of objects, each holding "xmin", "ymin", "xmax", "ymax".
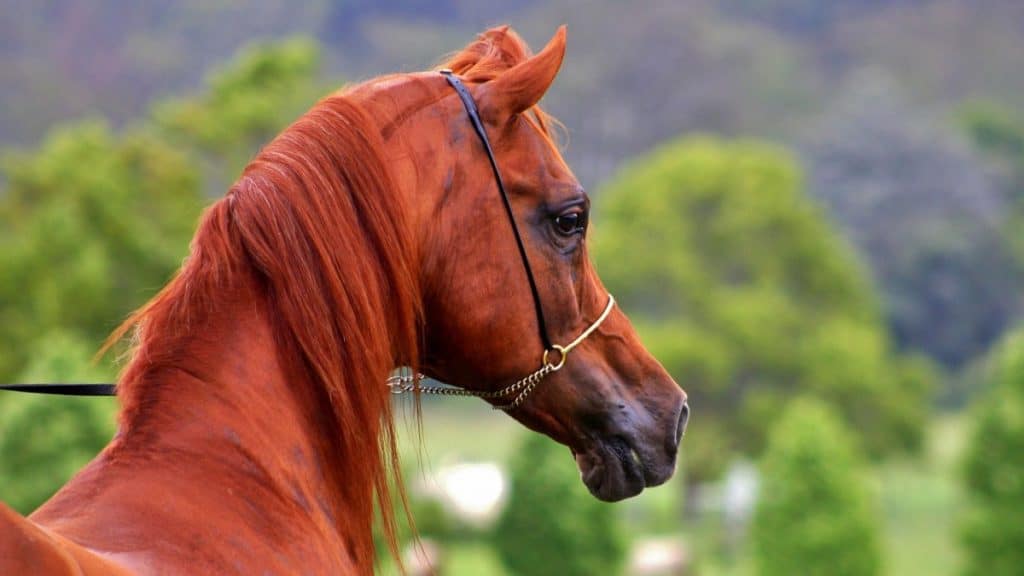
[
  {"xmin": 0, "ymin": 70, "xmax": 557, "ymax": 397},
  {"xmin": 440, "ymin": 69, "xmax": 553, "ymax": 350}
]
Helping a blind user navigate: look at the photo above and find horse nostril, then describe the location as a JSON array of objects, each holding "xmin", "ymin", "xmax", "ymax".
[{"xmin": 674, "ymin": 402, "xmax": 690, "ymax": 447}]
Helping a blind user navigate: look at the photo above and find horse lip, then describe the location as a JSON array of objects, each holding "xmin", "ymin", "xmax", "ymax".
[{"xmin": 574, "ymin": 437, "xmax": 647, "ymax": 502}]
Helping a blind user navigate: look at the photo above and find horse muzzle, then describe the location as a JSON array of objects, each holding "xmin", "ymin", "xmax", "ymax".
[{"xmin": 573, "ymin": 394, "xmax": 689, "ymax": 502}]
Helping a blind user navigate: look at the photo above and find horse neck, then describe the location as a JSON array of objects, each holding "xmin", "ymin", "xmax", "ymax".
[
  {"xmin": 111, "ymin": 273, "xmax": 379, "ymax": 568},
  {"xmin": 35, "ymin": 96, "xmax": 418, "ymax": 572}
]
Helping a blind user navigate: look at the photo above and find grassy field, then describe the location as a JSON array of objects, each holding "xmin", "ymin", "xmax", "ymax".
[
  {"xmin": 390, "ymin": 399, "xmax": 965, "ymax": 576},
  {"xmin": 877, "ymin": 417, "xmax": 964, "ymax": 576}
]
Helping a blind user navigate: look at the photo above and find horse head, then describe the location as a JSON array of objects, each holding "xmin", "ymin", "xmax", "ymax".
[
  {"xmin": 2, "ymin": 25, "xmax": 692, "ymax": 576},
  {"xmin": 357, "ymin": 26, "xmax": 689, "ymax": 501}
]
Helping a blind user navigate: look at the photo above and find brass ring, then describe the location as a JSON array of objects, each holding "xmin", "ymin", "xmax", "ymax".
[{"xmin": 543, "ymin": 344, "xmax": 568, "ymax": 371}]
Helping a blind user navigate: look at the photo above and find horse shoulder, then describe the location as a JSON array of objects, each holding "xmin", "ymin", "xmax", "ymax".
[{"xmin": 0, "ymin": 502, "xmax": 132, "ymax": 576}]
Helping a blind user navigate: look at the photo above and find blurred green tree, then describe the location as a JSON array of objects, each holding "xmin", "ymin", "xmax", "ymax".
[
  {"xmin": 0, "ymin": 36, "xmax": 326, "ymax": 381},
  {"xmin": 153, "ymin": 37, "xmax": 324, "ymax": 184},
  {"xmin": 960, "ymin": 329, "xmax": 1024, "ymax": 576},
  {"xmin": 592, "ymin": 136, "xmax": 931, "ymax": 485},
  {"xmin": 0, "ymin": 331, "xmax": 117, "ymax": 513},
  {"xmin": 0, "ymin": 121, "xmax": 204, "ymax": 381},
  {"xmin": 493, "ymin": 433, "xmax": 627, "ymax": 576},
  {"xmin": 752, "ymin": 398, "xmax": 882, "ymax": 576}
]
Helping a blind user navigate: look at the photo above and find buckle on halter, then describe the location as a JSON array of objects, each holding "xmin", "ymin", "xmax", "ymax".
[{"xmin": 543, "ymin": 344, "xmax": 568, "ymax": 371}]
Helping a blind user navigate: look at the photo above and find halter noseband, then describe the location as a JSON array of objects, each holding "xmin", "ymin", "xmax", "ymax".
[
  {"xmin": 2, "ymin": 70, "xmax": 616, "ymax": 412},
  {"xmin": 387, "ymin": 70, "xmax": 616, "ymax": 411}
]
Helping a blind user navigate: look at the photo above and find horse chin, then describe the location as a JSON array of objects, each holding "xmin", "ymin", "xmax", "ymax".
[{"xmin": 574, "ymin": 438, "xmax": 649, "ymax": 502}]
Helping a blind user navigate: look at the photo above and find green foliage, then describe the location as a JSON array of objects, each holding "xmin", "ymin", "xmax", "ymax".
[
  {"xmin": 0, "ymin": 331, "xmax": 117, "ymax": 513},
  {"xmin": 153, "ymin": 37, "xmax": 324, "ymax": 178},
  {"xmin": 0, "ymin": 37, "xmax": 324, "ymax": 381},
  {"xmin": 0, "ymin": 121, "xmax": 204, "ymax": 380},
  {"xmin": 592, "ymin": 136, "xmax": 930, "ymax": 482},
  {"xmin": 961, "ymin": 329, "xmax": 1024, "ymax": 576},
  {"xmin": 752, "ymin": 398, "xmax": 882, "ymax": 576},
  {"xmin": 492, "ymin": 433, "xmax": 627, "ymax": 576}
]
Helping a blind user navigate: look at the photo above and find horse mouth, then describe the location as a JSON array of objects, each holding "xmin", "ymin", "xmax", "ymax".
[{"xmin": 573, "ymin": 436, "xmax": 674, "ymax": 502}]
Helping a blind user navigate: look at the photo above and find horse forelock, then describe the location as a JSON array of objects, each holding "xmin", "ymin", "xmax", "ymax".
[{"xmin": 109, "ymin": 94, "xmax": 420, "ymax": 571}]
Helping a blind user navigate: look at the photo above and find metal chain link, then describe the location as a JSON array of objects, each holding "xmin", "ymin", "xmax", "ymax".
[
  {"xmin": 386, "ymin": 362, "xmax": 555, "ymax": 411},
  {"xmin": 387, "ymin": 295, "xmax": 615, "ymax": 412}
]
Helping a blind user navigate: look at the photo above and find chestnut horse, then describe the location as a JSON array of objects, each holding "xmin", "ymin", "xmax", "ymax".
[{"xmin": 0, "ymin": 26, "xmax": 688, "ymax": 574}]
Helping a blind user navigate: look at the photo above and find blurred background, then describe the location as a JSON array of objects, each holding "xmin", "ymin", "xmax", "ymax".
[{"xmin": 1, "ymin": 1, "xmax": 1023, "ymax": 575}]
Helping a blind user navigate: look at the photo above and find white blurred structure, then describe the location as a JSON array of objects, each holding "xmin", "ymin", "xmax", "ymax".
[
  {"xmin": 416, "ymin": 461, "xmax": 508, "ymax": 528},
  {"xmin": 722, "ymin": 460, "xmax": 759, "ymax": 555},
  {"xmin": 403, "ymin": 538, "xmax": 443, "ymax": 576},
  {"xmin": 692, "ymin": 459, "xmax": 760, "ymax": 517},
  {"xmin": 723, "ymin": 460, "xmax": 759, "ymax": 526},
  {"xmin": 629, "ymin": 537, "xmax": 691, "ymax": 576}
]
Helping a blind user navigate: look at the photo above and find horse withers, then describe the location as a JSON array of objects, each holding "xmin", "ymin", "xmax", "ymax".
[{"xmin": 0, "ymin": 26, "xmax": 688, "ymax": 574}]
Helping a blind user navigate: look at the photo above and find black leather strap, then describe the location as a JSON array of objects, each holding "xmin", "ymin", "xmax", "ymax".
[
  {"xmin": 440, "ymin": 69, "xmax": 553, "ymax": 351},
  {"xmin": 0, "ymin": 383, "xmax": 115, "ymax": 396}
]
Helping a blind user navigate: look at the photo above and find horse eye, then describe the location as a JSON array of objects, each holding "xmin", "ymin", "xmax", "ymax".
[{"xmin": 554, "ymin": 211, "xmax": 587, "ymax": 236}]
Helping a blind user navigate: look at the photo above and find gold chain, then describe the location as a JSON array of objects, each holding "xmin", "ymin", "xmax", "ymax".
[{"xmin": 387, "ymin": 295, "xmax": 615, "ymax": 411}]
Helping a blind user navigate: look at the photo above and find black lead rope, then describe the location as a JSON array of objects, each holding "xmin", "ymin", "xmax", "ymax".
[
  {"xmin": 440, "ymin": 69, "xmax": 553, "ymax": 351},
  {"xmin": 0, "ymin": 383, "xmax": 115, "ymax": 396},
  {"xmin": 0, "ymin": 71, "xmax": 554, "ymax": 398}
]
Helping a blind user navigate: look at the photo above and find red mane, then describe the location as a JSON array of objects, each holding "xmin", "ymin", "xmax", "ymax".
[{"xmin": 107, "ymin": 97, "xmax": 420, "ymax": 566}]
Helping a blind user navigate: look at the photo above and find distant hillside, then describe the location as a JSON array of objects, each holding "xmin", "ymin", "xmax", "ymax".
[{"xmin": 2, "ymin": 0, "xmax": 1022, "ymax": 185}]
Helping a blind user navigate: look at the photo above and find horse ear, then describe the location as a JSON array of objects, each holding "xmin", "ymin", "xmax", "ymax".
[{"xmin": 478, "ymin": 26, "xmax": 567, "ymax": 123}]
